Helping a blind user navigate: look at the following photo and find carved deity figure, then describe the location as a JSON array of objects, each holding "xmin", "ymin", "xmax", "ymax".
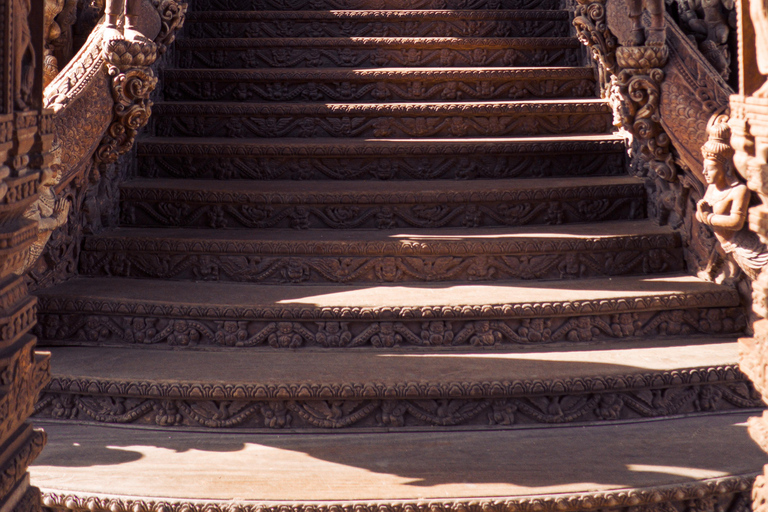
[
  {"xmin": 752, "ymin": 0, "xmax": 768, "ymax": 95},
  {"xmin": 696, "ymin": 115, "xmax": 768, "ymax": 279},
  {"xmin": 627, "ymin": 0, "xmax": 666, "ymax": 45},
  {"xmin": 103, "ymin": 0, "xmax": 150, "ymax": 44},
  {"xmin": 676, "ymin": 0, "xmax": 734, "ymax": 76},
  {"xmin": 18, "ymin": 160, "xmax": 70, "ymax": 275},
  {"xmin": 15, "ymin": 0, "xmax": 36, "ymax": 109}
]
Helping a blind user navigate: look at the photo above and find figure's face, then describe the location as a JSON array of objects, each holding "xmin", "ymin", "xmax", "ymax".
[{"xmin": 702, "ymin": 158, "xmax": 724, "ymax": 185}]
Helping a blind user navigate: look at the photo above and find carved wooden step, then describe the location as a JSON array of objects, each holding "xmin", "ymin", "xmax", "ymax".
[
  {"xmin": 118, "ymin": 176, "xmax": 645, "ymax": 229},
  {"xmin": 33, "ymin": 274, "xmax": 745, "ymax": 349},
  {"xmin": 191, "ymin": 0, "xmax": 561, "ymax": 13},
  {"xmin": 136, "ymin": 135, "xmax": 628, "ymax": 180},
  {"xmin": 32, "ymin": 339, "xmax": 762, "ymax": 430},
  {"xmin": 28, "ymin": 414, "xmax": 764, "ymax": 512},
  {"xmin": 78, "ymin": 221, "xmax": 684, "ymax": 284},
  {"xmin": 152, "ymin": 100, "xmax": 612, "ymax": 140},
  {"xmin": 176, "ymin": 37, "xmax": 580, "ymax": 69},
  {"xmin": 162, "ymin": 68, "xmax": 598, "ymax": 102},
  {"xmin": 184, "ymin": 9, "xmax": 571, "ymax": 39}
]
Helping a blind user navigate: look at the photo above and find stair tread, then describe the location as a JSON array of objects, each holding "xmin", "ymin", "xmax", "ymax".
[
  {"xmin": 138, "ymin": 134, "xmax": 626, "ymax": 153},
  {"xmin": 154, "ymin": 99, "xmax": 607, "ymax": 115},
  {"xmin": 30, "ymin": 413, "xmax": 763, "ymax": 501},
  {"xmin": 86, "ymin": 220, "xmax": 677, "ymax": 252},
  {"xmin": 176, "ymin": 37, "xmax": 580, "ymax": 48},
  {"xmin": 43, "ymin": 337, "xmax": 742, "ymax": 396},
  {"xmin": 36, "ymin": 274, "xmax": 738, "ymax": 315},
  {"xmin": 186, "ymin": 9, "xmax": 571, "ymax": 19},
  {"xmin": 122, "ymin": 175, "xmax": 637, "ymax": 198},
  {"xmin": 165, "ymin": 66, "xmax": 595, "ymax": 78}
]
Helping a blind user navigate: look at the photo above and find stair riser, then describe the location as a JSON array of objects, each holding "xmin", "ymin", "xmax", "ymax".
[
  {"xmin": 184, "ymin": 19, "xmax": 571, "ymax": 39},
  {"xmin": 177, "ymin": 45, "xmax": 580, "ymax": 69},
  {"xmin": 153, "ymin": 110, "xmax": 610, "ymax": 139},
  {"xmin": 162, "ymin": 77, "xmax": 598, "ymax": 102},
  {"xmin": 34, "ymin": 373, "xmax": 762, "ymax": 430},
  {"xmin": 78, "ymin": 243, "xmax": 685, "ymax": 283},
  {"xmin": 34, "ymin": 304, "xmax": 746, "ymax": 349},
  {"xmin": 190, "ymin": 0, "xmax": 561, "ymax": 12},
  {"xmin": 118, "ymin": 189, "xmax": 645, "ymax": 230},
  {"xmin": 137, "ymin": 151, "xmax": 627, "ymax": 180}
]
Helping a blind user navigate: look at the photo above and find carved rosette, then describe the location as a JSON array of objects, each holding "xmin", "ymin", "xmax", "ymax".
[{"xmin": 96, "ymin": 39, "xmax": 158, "ymax": 165}]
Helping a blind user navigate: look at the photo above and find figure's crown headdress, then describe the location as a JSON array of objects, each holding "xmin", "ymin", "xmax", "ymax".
[{"xmin": 702, "ymin": 113, "xmax": 734, "ymax": 164}]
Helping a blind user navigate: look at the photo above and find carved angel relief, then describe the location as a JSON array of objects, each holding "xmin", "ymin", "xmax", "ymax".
[
  {"xmin": 696, "ymin": 114, "xmax": 768, "ymax": 280},
  {"xmin": 17, "ymin": 144, "xmax": 71, "ymax": 276},
  {"xmin": 15, "ymin": 0, "xmax": 36, "ymax": 110}
]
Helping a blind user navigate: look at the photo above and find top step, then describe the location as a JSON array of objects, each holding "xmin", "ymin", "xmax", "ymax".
[{"xmin": 190, "ymin": 0, "xmax": 562, "ymax": 12}]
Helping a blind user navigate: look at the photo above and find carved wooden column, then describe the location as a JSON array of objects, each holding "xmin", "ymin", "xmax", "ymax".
[
  {"xmin": 732, "ymin": 0, "xmax": 768, "ymax": 508},
  {"xmin": 0, "ymin": 0, "xmax": 53, "ymax": 509}
]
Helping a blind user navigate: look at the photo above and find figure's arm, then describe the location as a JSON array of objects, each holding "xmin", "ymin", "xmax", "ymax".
[{"xmin": 704, "ymin": 186, "xmax": 749, "ymax": 230}]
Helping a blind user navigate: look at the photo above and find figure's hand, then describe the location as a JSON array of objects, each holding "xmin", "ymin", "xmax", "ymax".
[
  {"xmin": 696, "ymin": 200, "xmax": 713, "ymax": 223},
  {"xmin": 53, "ymin": 198, "xmax": 71, "ymax": 228}
]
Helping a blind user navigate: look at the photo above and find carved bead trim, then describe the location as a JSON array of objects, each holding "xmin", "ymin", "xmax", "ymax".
[
  {"xmin": 40, "ymin": 476, "xmax": 755, "ymax": 512},
  {"xmin": 36, "ymin": 287, "xmax": 740, "ymax": 321}
]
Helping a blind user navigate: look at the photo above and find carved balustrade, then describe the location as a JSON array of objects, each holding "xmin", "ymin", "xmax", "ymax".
[
  {"xmin": 572, "ymin": 0, "xmax": 768, "ymax": 510},
  {"xmin": 25, "ymin": 0, "xmax": 186, "ymax": 289},
  {"xmin": 573, "ymin": 0, "xmax": 745, "ymax": 285}
]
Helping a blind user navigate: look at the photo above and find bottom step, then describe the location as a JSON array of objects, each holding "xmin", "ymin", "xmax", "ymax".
[{"xmin": 33, "ymin": 412, "xmax": 763, "ymax": 509}]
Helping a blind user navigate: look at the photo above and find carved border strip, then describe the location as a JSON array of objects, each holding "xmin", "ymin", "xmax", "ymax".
[
  {"xmin": 33, "ymin": 379, "xmax": 764, "ymax": 428},
  {"xmin": 40, "ymin": 475, "xmax": 755, "ymax": 512},
  {"xmin": 42, "ymin": 364, "xmax": 755, "ymax": 399}
]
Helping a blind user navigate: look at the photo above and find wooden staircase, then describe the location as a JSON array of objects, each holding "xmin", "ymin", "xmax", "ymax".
[{"xmin": 28, "ymin": 0, "xmax": 767, "ymax": 508}]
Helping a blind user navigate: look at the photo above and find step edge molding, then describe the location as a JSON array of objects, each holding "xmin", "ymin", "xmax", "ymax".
[{"xmin": 38, "ymin": 474, "xmax": 756, "ymax": 512}]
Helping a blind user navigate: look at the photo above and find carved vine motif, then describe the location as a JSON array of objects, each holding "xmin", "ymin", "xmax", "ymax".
[
  {"xmin": 141, "ymin": 149, "xmax": 627, "ymax": 181},
  {"xmin": 77, "ymin": 243, "xmax": 684, "ymax": 283},
  {"xmin": 35, "ymin": 306, "xmax": 747, "ymax": 348},
  {"xmin": 184, "ymin": 17, "xmax": 571, "ymax": 40},
  {"xmin": 33, "ymin": 374, "xmax": 763, "ymax": 429}
]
